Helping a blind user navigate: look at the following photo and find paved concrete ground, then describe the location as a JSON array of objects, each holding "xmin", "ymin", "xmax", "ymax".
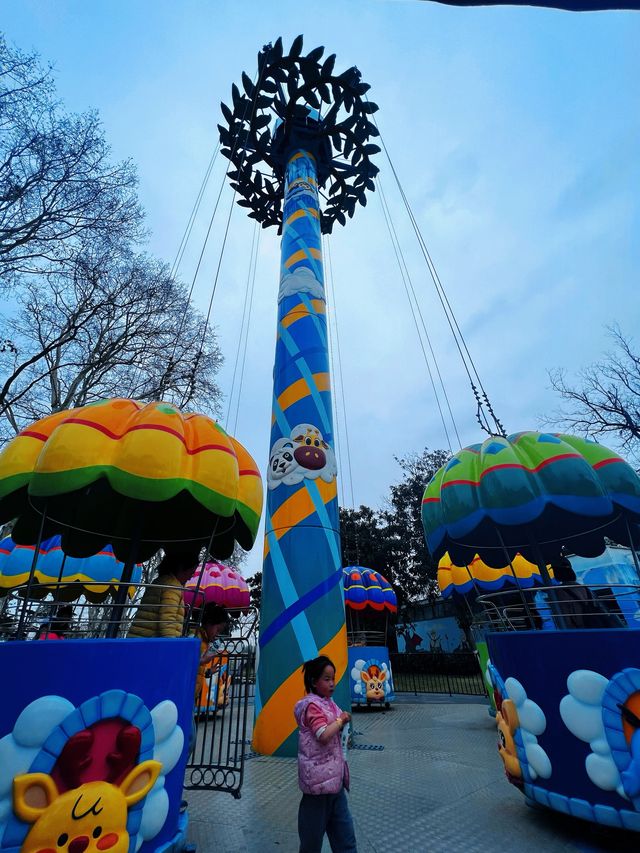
[{"xmin": 186, "ymin": 700, "xmax": 637, "ymax": 853}]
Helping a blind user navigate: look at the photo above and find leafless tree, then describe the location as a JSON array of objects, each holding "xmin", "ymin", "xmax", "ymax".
[
  {"xmin": 0, "ymin": 36, "xmax": 142, "ymax": 286},
  {"xmin": 548, "ymin": 326, "xmax": 640, "ymax": 463},
  {"xmin": 0, "ymin": 247, "xmax": 223, "ymax": 440}
]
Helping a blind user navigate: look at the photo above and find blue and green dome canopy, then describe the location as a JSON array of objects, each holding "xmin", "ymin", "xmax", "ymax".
[{"xmin": 422, "ymin": 432, "xmax": 640, "ymax": 568}]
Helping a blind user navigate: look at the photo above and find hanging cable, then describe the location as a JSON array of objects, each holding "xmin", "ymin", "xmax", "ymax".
[
  {"xmin": 170, "ymin": 142, "xmax": 220, "ymax": 281},
  {"xmin": 177, "ymin": 64, "xmax": 268, "ymax": 411},
  {"xmin": 126, "ymin": 143, "xmax": 221, "ymax": 402},
  {"xmin": 162, "ymin": 65, "xmax": 264, "ymax": 405},
  {"xmin": 326, "ymin": 236, "xmax": 356, "ymax": 512},
  {"xmin": 232, "ymin": 226, "xmax": 260, "ymax": 437},
  {"xmin": 368, "ymin": 104, "xmax": 506, "ymax": 438},
  {"xmin": 325, "ymin": 236, "xmax": 361, "ymax": 565},
  {"xmin": 225, "ymin": 221, "xmax": 258, "ymax": 429},
  {"xmin": 322, "ymin": 233, "xmax": 347, "ymax": 511},
  {"xmin": 377, "ymin": 176, "xmax": 459, "ymax": 452},
  {"xmin": 226, "ymin": 221, "xmax": 260, "ymax": 432}
]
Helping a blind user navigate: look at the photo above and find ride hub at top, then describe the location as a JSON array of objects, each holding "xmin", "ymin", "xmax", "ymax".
[{"xmin": 220, "ymin": 36, "xmax": 379, "ymax": 756}]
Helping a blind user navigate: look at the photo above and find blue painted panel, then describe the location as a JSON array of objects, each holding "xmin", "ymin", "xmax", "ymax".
[
  {"xmin": 0, "ymin": 638, "xmax": 199, "ymax": 853},
  {"xmin": 487, "ymin": 629, "xmax": 640, "ymax": 830},
  {"xmin": 347, "ymin": 646, "xmax": 395, "ymax": 706}
]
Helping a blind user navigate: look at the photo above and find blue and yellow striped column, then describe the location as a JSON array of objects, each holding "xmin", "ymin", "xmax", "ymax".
[{"xmin": 253, "ymin": 149, "xmax": 348, "ymax": 756}]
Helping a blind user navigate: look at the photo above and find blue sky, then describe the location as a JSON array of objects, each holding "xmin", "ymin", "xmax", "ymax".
[{"xmin": 3, "ymin": 1, "xmax": 639, "ymax": 576}]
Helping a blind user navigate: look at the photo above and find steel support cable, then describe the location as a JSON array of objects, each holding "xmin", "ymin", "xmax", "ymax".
[
  {"xmin": 179, "ymin": 186, "xmax": 237, "ymax": 411},
  {"xmin": 157, "ymin": 154, "xmax": 232, "ymax": 400},
  {"xmin": 170, "ymin": 142, "xmax": 220, "ymax": 282},
  {"xmin": 179, "ymin": 66, "xmax": 267, "ymax": 411},
  {"xmin": 325, "ymin": 236, "xmax": 357, "ymax": 516},
  {"xmin": 370, "ymin": 110, "xmax": 505, "ymax": 437},
  {"xmin": 225, "ymin": 220, "xmax": 258, "ymax": 430},
  {"xmin": 126, "ymin": 144, "xmax": 221, "ymax": 403},
  {"xmin": 162, "ymin": 68, "xmax": 263, "ymax": 404},
  {"xmin": 232, "ymin": 225, "xmax": 260, "ymax": 437},
  {"xmin": 377, "ymin": 184, "xmax": 453, "ymax": 453},
  {"xmin": 326, "ymin": 236, "xmax": 362, "ymax": 567},
  {"xmin": 228, "ymin": 220, "xmax": 259, "ymax": 432},
  {"xmin": 377, "ymin": 176, "xmax": 461, "ymax": 450},
  {"xmin": 322, "ymin": 233, "xmax": 347, "ymax": 511},
  {"xmin": 397, "ymin": 176, "xmax": 502, "ymax": 436}
]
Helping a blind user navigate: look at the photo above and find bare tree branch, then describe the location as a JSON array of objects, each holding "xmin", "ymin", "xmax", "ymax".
[{"xmin": 546, "ymin": 326, "xmax": 640, "ymax": 463}]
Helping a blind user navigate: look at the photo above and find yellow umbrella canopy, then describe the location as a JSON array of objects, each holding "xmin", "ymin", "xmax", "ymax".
[
  {"xmin": 437, "ymin": 551, "xmax": 554, "ymax": 598},
  {"xmin": 0, "ymin": 398, "xmax": 264, "ymax": 562}
]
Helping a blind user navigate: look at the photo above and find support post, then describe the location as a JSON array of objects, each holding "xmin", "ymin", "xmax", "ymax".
[{"xmin": 253, "ymin": 149, "xmax": 347, "ymax": 756}]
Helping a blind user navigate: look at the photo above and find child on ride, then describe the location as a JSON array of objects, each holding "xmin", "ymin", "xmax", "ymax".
[{"xmin": 294, "ymin": 656, "xmax": 357, "ymax": 853}]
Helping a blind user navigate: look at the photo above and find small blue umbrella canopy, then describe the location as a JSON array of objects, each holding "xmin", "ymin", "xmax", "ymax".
[
  {"xmin": 343, "ymin": 566, "xmax": 397, "ymax": 613},
  {"xmin": 0, "ymin": 535, "xmax": 142, "ymax": 602},
  {"xmin": 422, "ymin": 432, "xmax": 640, "ymax": 568}
]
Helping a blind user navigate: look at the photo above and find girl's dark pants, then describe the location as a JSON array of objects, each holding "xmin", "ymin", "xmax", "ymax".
[{"xmin": 298, "ymin": 788, "xmax": 357, "ymax": 853}]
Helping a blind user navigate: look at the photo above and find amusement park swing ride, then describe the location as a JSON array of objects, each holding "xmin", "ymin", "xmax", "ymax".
[{"xmin": 0, "ymin": 27, "xmax": 640, "ymax": 853}]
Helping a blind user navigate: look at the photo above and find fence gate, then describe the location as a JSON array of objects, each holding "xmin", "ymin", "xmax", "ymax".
[{"xmin": 184, "ymin": 625, "xmax": 256, "ymax": 798}]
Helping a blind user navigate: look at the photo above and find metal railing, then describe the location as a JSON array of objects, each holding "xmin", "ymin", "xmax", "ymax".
[
  {"xmin": 390, "ymin": 651, "xmax": 486, "ymax": 696},
  {"xmin": 347, "ymin": 629, "xmax": 386, "ymax": 647},
  {"xmin": 475, "ymin": 583, "xmax": 639, "ymax": 632},
  {"xmin": 0, "ymin": 581, "xmax": 203, "ymax": 639},
  {"xmin": 185, "ymin": 634, "xmax": 255, "ymax": 798}
]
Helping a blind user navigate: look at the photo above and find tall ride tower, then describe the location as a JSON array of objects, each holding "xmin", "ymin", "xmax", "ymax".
[{"xmin": 221, "ymin": 36, "xmax": 379, "ymax": 755}]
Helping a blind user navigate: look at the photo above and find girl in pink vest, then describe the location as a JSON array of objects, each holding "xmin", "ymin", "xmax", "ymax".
[{"xmin": 294, "ymin": 655, "xmax": 357, "ymax": 853}]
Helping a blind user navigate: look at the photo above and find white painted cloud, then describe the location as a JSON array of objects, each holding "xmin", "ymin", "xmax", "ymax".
[
  {"xmin": 560, "ymin": 669, "xmax": 625, "ymax": 798},
  {"xmin": 278, "ymin": 266, "xmax": 325, "ymax": 302},
  {"xmin": 505, "ymin": 676, "xmax": 552, "ymax": 781}
]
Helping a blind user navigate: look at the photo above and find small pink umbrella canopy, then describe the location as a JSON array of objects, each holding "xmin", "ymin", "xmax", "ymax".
[{"xmin": 184, "ymin": 561, "xmax": 250, "ymax": 611}]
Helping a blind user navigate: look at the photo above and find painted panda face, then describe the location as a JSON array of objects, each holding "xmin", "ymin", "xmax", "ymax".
[{"xmin": 267, "ymin": 439, "xmax": 298, "ymax": 484}]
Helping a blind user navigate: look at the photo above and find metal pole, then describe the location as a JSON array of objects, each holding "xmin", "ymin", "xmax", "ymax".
[
  {"xmin": 106, "ymin": 521, "xmax": 140, "ymax": 639},
  {"xmin": 526, "ymin": 528, "xmax": 566, "ymax": 630},
  {"xmin": 253, "ymin": 149, "xmax": 346, "ymax": 757},
  {"xmin": 625, "ymin": 518, "xmax": 640, "ymax": 583},
  {"xmin": 16, "ymin": 501, "xmax": 48, "ymax": 639},
  {"xmin": 495, "ymin": 529, "xmax": 537, "ymax": 629}
]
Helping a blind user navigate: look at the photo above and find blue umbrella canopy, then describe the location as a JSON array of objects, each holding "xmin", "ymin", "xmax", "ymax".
[
  {"xmin": 343, "ymin": 567, "xmax": 397, "ymax": 613},
  {"xmin": 422, "ymin": 432, "xmax": 640, "ymax": 567},
  {"xmin": 0, "ymin": 535, "xmax": 142, "ymax": 602}
]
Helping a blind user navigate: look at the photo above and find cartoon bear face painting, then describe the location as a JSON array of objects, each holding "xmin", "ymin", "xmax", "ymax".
[
  {"xmin": 13, "ymin": 761, "xmax": 161, "ymax": 853},
  {"xmin": 268, "ymin": 437, "xmax": 299, "ymax": 486}
]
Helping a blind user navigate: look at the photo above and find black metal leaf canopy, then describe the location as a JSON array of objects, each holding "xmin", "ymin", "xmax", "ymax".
[{"xmin": 219, "ymin": 35, "xmax": 380, "ymax": 234}]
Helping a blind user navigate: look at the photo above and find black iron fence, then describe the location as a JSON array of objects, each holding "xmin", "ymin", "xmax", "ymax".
[
  {"xmin": 185, "ymin": 636, "xmax": 255, "ymax": 798},
  {"xmin": 390, "ymin": 651, "xmax": 487, "ymax": 696}
]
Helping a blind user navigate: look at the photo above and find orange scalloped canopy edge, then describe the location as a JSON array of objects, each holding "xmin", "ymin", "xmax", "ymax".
[{"xmin": 0, "ymin": 399, "xmax": 263, "ymax": 544}]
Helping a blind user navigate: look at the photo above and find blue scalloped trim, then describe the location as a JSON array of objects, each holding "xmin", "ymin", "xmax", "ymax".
[{"xmin": 525, "ymin": 783, "xmax": 640, "ymax": 830}]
